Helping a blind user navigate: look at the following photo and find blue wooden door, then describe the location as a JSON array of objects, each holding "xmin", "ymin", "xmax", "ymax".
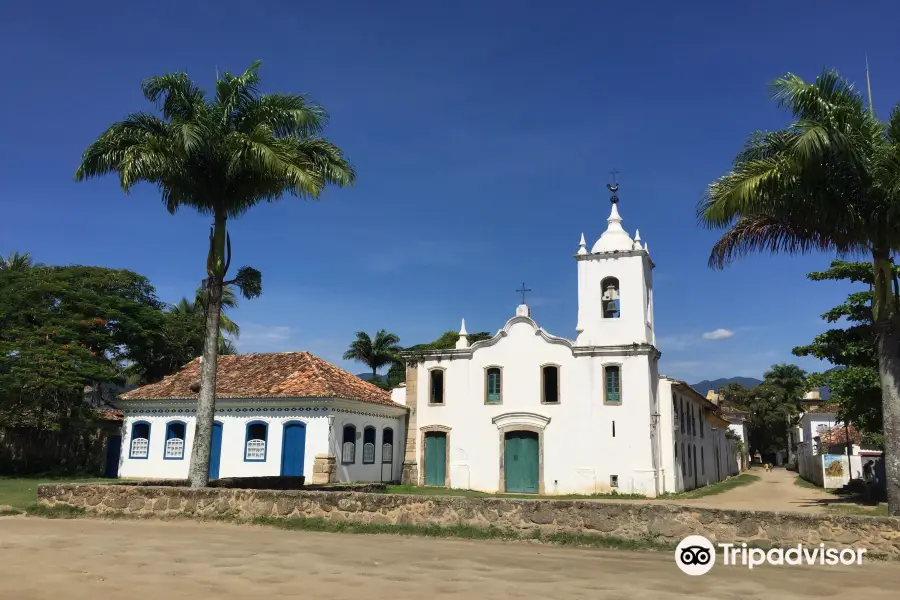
[
  {"xmin": 209, "ymin": 422, "xmax": 223, "ymax": 480},
  {"xmin": 281, "ymin": 422, "xmax": 306, "ymax": 476},
  {"xmin": 104, "ymin": 435, "xmax": 121, "ymax": 478},
  {"xmin": 504, "ymin": 431, "xmax": 539, "ymax": 494}
]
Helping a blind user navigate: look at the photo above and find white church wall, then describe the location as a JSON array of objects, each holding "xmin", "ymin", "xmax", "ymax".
[
  {"xmin": 119, "ymin": 402, "xmax": 405, "ymax": 483},
  {"xmin": 416, "ymin": 317, "xmax": 658, "ymax": 496}
]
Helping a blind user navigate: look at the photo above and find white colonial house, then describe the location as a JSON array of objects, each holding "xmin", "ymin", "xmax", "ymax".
[
  {"xmin": 397, "ymin": 194, "xmax": 739, "ymax": 497},
  {"xmin": 116, "ymin": 352, "xmax": 408, "ymax": 483}
]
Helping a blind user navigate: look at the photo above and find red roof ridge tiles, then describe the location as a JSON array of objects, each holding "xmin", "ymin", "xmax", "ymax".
[{"xmin": 120, "ymin": 351, "xmax": 398, "ymax": 407}]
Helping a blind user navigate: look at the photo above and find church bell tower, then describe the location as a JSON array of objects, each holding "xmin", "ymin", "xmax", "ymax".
[{"xmin": 574, "ymin": 180, "xmax": 655, "ymax": 347}]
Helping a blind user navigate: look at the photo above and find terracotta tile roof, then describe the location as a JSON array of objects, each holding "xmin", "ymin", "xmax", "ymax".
[
  {"xmin": 121, "ymin": 352, "xmax": 397, "ymax": 407},
  {"xmin": 817, "ymin": 424, "xmax": 861, "ymax": 446},
  {"xmin": 98, "ymin": 408, "xmax": 124, "ymax": 421}
]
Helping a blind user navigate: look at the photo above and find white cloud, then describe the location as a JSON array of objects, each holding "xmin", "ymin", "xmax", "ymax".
[{"xmin": 701, "ymin": 328, "xmax": 735, "ymax": 341}]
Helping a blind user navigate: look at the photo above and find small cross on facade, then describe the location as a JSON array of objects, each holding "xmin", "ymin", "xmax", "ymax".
[{"xmin": 516, "ymin": 282, "xmax": 532, "ymax": 304}]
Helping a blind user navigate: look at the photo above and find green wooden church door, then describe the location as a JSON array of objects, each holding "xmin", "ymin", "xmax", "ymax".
[
  {"xmin": 504, "ymin": 431, "xmax": 539, "ymax": 493},
  {"xmin": 424, "ymin": 432, "xmax": 447, "ymax": 486}
]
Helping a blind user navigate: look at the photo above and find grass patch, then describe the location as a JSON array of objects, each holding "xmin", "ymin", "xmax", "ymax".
[
  {"xmin": 826, "ymin": 503, "xmax": 890, "ymax": 517},
  {"xmin": 21, "ymin": 503, "xmax": 86, "ymax": 519},
  {"xmin": 0, "ymin": 476, "xmax": 112, "ymax": 511},
  {"xmin": 382, "ymin": 484, "xmax": 646, "ymax": 500},
  {"xmin": 0, "ymin": 508, "xmax": 23, "ymax": 516},
  {"xmin": 793, "ymin": 476, "xmax": 822, "ymax": 490},
  {"xmin": 250, "ymin": 515, "xmax": 671, "ymax": 551},
  {"xmin": 664, "ymin": 473, "xmax": 761, "ymax": 499}
]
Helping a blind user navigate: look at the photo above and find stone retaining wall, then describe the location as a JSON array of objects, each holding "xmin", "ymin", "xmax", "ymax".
[{"xmin": 37, "ymin": 484, "xmax": 900, "ymax": 558}]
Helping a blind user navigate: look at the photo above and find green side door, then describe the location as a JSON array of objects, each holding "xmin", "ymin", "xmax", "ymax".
[
  {"xmin": 424, "ymin": 432, "xmax": 447, "ymax": 486},
  {"xmin": 504, "ymin": 431, "xmax": 539, "ymax": 494}
]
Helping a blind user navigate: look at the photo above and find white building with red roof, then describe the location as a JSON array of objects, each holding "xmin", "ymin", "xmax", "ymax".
[{"xmin": 115, "ymin": 352, "xmax": 408, "ymax": 483}]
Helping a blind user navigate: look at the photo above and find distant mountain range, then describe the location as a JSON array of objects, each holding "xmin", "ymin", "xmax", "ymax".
[
  {"xmin": 690, "ymin": 377, "xmax": 763, "ymax": 394},
  {"xmin": 690, "ymin": 376, "xmax": 832, "ymax": 400},
  {"xmin": 356, "ymin": 373, "xmax": 385, "ymax": 383}
]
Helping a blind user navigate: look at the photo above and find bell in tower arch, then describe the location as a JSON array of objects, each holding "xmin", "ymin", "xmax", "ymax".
[{"xmin": 601, "ymin": 278, "xmax": 620, "ymax": 319}]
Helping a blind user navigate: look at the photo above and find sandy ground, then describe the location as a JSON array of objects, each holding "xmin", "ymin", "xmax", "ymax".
[
  {"xmin": 666, "ymin": 468, "xmax": 841, "ymax": 513},
  {"xmin": 1, "ymin": 517, "xmax": 897, "ymax": 600}
]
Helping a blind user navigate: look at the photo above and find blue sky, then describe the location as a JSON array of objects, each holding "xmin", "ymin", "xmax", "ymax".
[{"xmin": 1, "ymin": 0, "xmax": 894, "ymax": 383}]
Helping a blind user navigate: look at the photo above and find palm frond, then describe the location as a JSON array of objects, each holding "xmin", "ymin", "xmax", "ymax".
[
  {"xmin": 141, "ymin": 72, "xmax": 207, "ymax": 122},
  {"xmin": 707, "ymin": 215, "xmax": 862, "ymax": 269}
]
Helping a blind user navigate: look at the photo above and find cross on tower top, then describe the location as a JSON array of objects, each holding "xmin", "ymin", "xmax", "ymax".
[
  {"xmin": 516, "ymin": 282, "xmax": 532, "ymax": 304},
  {"xmin": 606, "ymin": 168, "xmax": 620, "ymax": 204}
]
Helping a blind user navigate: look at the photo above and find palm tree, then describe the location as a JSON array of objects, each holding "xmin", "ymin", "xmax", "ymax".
[
  {"xmin": 75, "ymin": 62, "xmax": 355, "ymax": 486},
  {"xmin": 0, "ymin": 251, "xmax": 40, "ymax": 271},
  {"xmin": 343, "ymin": 330, "xmax": 402, "ymax": 380},
  {"xmin": 171, "ymin": 286, "xmax": 240, "ymax": 352},
  {"xmin": 698, "ymin": 68, "xmax": 900, "ymax": 514}
]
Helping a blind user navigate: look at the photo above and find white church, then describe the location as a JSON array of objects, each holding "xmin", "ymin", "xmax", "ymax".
[
  {"xmin": 395, "ymin": 189, "xmax": 741, "ymax": 496},
  {"xmin": 113, "ymin": 189, "xmax": 739, "ymax": 496}
]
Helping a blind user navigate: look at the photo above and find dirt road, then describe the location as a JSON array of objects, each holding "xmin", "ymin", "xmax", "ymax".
[
  {"xmin": 1, "ymin": 517, "xmax": 896, "ymax": 599},
  {"xmin": 668, "ymin": 468, "xmax": 839, "ymax": 513}
]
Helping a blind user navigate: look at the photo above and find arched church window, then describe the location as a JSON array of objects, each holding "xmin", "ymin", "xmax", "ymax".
[
  {"xmin": 541, "ymin": 365, "xmax": 559, "ymax": 403},
  {"xmin": 342, "ymin": 425, "xmax": 356, "ymax": 464},
  {"xmin": 601, "ymin": 277, "xmax": 620, "ymax": 319},
  {"xmin": 363, "ymin": 426, "xmax": 376, "ymax": 464},
  {"xmin": 485, "ymin": 367, "xmax": 502, "ymax": 404},
  {"xmin": 429, "ymin": 369, "xmax": 444, "ymax": 405}
]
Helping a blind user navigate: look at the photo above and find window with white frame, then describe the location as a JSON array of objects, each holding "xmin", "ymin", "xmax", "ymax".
[
  {"xmin": 342, "ymin": 425, "xmax": 356, "ymax": 464},
  {"xmin": 130, "ymin": 422, "xmax": 150, "ymax": 459},
  {"xmin": 164, "ymin": 421, "xmax": 186, "ymax": 459},
  {"xmin": 363, "ymin": 426, "xmax": 376, "ymax": 464},
  {"xmin": 382, "ymin": 428, "xmax": 394, "ymax": 463},
  {"xmin": 245, "ymin": 422, "xmax": 268, "ymax": 461}
]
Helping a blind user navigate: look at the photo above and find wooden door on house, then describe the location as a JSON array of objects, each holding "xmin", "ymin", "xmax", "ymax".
[
  {"xmin": 209, "ymin": 421, "xmax": 223, "ymax": 479},
  {"xmin": 504, "ymin": 431, "xmax": 539, "ymax": 494},
  {"xmin": 281, "ymin": 422, "xmax": 306, "ymax": 476},
  {"xmin": 104, "ymin": 435, "xmax": 121, "ymax": 478},
  {"xmin": 424, "ymin": 432, "xmax": 447, "ymax": 486}
]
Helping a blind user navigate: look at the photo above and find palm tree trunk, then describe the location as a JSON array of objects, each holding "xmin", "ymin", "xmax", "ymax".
[
  {"xmin": 873, "ymin": 250, "xmax": 900, "ymax": 515},
  {"xmin": 877, "ymin": 321, "xmax": 900, "ymax": 515},
  {"xmin": 188, "ymin": 215, "xmax": 227, "ymax": 488}
]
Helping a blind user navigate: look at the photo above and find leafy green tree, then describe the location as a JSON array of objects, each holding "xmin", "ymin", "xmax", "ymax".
[
  {"xmin": 344, "ymin": 330, "xmax": 402, "ymax": 379},
  {"xmin": 762, "ymin": 363, "xmax": 807, "ymax": 462},
  {"xmin": 75, "ymin": 62, "xmax": 354, "ymax": 487},
  {"xmin": 793, "ymin": 260, "xmax": 893, "ymax": 443},
  {"xmin": 698, "ymin": 69, "xmax": 900, "ymax": 514},
  {"xmin": 0, "ymin": 266, "xmax": 166, "ymax": 429}
]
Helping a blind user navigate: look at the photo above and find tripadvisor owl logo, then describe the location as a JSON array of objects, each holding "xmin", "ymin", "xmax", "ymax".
[
  {"xmin": 675, "ymin": 535, "xmax": 716, "ymax": 576},
  {"xmin": 675, "ymin": 535, "xmax": 869, "ymax": 574}
]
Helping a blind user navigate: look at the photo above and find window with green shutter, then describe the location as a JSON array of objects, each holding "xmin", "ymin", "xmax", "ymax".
[
  {"xmin": 604, "ymin": 365, "xmax": 621, "ymax": 404},
  {"xmin": 486, "ymin": 367, "xmax": 502, "ymax": 403}
]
